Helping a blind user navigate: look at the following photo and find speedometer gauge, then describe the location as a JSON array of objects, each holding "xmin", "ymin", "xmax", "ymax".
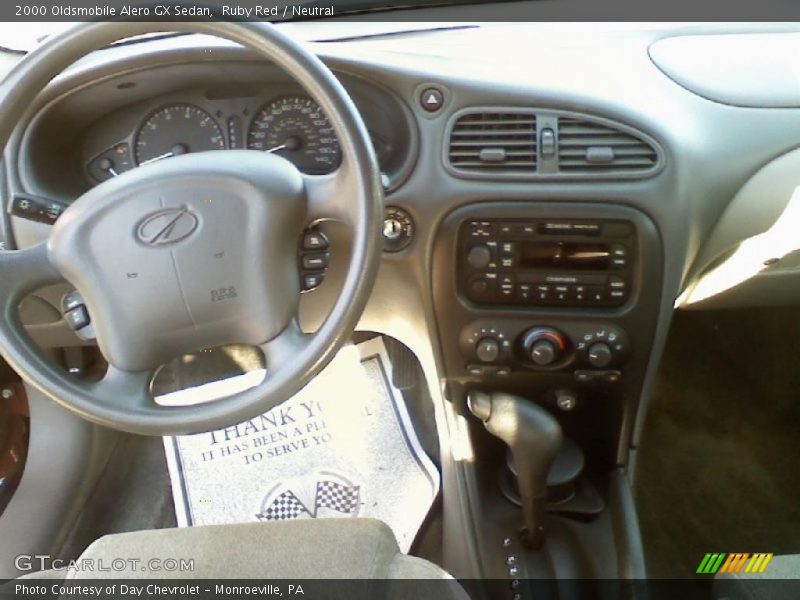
[
  {"xmin": 247, "ymin": 96, "xmax": 341, "ymax": 174},
  {"xmin": 135, "ymin": 104, "xmax": 225, "ymax": 166}
]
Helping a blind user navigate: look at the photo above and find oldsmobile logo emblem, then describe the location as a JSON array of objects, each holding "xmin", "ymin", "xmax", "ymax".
[{"xmin": 136, "ymin": 207, "xmax": 198, "ymax": 246}]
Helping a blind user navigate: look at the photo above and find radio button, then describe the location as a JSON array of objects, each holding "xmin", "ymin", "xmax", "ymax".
[
  {"xmin": 535, "ymin": 284, "xmax": 550, "ymax": 301},
  {"xmin": 610, "ymin": 244, "xmax": 628, "ymax": 268},
  {"xmin": 500, "ymin": 241, "xmax": 515, "ymax": 255},
  {"xmin": 498, "ymin": 222, "xmax": 517, "ymax": 236},
  {"xmin": 589, "ymin": 287, "xmax": 605, "ymax": 303},
  {"xmin": 554, "ymin": 285, "xmax": 569, "ymax": 302},
  {"xmin": 518, "ymin": 283, "xmax": 533, "ymax": 301},
  {"xmin": 470, "ymin": 279, "xmax": 488, "ymax": 294},
  {"xmin": 468, "ymin": 221, "xmax": 493, "ymax": 237},
  {"xmin": 467, "ymin": 244, "xmax": 493, "ymax": 269},
  {"xmin": 573, "ymin": 285, "xmax": 587, "ymax": 302},
  {"xmin": 608, "ymin": 276, "xmax": 626, "ymax": 290},
  {"xmin": 499, "ymin": 274, "xmax": 515, "ymax": 298},
  {"xmin": 500, "ymin": 257, "xmax": 515, "ymax": 268}
]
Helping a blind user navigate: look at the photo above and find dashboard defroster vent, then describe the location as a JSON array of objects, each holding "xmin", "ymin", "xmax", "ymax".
[
  {"xmin": 448, "ymin": 111, "xmax": 537, "ymax": 172},
  {"xmin": 557, "ymin": 117, "xmax": 658, "ymax": 174}
]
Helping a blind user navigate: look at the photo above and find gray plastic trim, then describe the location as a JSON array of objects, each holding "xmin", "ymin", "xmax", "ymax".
[{"xmin": 608, "ymin": 469, "xmax": 647, "ymax": 580}]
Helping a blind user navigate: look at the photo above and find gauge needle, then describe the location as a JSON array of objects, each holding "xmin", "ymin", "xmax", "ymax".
[
  {"xmin": 98, "ymin": 158, "xmax": 118, "ymax": 177},
  {"xmin": 265, "ymin": 144, "xmax": 287, "ymax": 154},
  {"xmin": 139, "ymin": 151, "xmax": 174, "ymax": 166}
]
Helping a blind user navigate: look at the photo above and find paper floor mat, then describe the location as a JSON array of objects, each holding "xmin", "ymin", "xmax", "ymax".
[{"xmin": 163, "ymin": 337, "xmax": 439, "ymax": 552}]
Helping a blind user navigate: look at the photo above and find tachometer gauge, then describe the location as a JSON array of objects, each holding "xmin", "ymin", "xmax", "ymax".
[
  {"xmin": 134, "ymin": 104, "xmax": 225, "ymax": 166},
  {"xmin": 247, "ymin": 96, "xmax": 341, "ymax": 174}
]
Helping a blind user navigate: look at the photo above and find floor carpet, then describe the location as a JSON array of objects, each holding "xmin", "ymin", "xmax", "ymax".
[{"xmin": 635, "ymin": 307, "xmax": 800, "ymax": 580}]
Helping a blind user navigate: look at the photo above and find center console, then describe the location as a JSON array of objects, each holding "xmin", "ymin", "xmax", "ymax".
[
  {"xmin": 453, "ymin": 214, "xmax": 643, "ymax": 383},
  {"xmin": 432, "ymin": 201, "xmax": 662, "ymax": 589}
]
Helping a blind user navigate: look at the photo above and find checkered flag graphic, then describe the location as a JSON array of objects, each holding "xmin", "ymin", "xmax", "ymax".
[
  {"xmin": 256, "ymin": 490, "xmax": 311, "ymax": 521},
  {"xmin": 315, "ymin": 480, "xmax": 360, "ymax": 514}
]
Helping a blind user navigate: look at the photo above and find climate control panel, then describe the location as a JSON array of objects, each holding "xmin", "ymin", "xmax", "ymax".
[{"xmin": 459, "ymin": 319, "xmax": 630, "ymax": 380}]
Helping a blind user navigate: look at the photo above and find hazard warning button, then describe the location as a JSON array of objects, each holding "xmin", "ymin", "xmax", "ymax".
[{"xmin": 420, "ymin": 87, "xmax": 444, "ymax": 112}]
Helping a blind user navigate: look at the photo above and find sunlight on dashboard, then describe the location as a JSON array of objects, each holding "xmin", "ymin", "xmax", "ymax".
[{"xmin": 682, "ymin": 185, "xmax": 800, "ymax": 305}]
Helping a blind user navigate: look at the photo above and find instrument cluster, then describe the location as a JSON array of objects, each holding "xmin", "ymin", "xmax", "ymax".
[
  {"xmin": 80, "ymin": 81, "xmax": 409, "ymax": 189},
  {"xmin": 86, "ymin": 95, "xmax": 352, "ymax": 183},
  {"xmin": 20, "ymin": 67, "xmax": 417, "ymax": 203}
]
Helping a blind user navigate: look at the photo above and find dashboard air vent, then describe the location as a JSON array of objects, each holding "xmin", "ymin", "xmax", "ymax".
[
  {"xmin": 557, "ymin": 117, "xmax": 658, "ymax": 173},
  {"xmin": 448, "ymin": 112, "xmax": 537, "ymax": 172}
]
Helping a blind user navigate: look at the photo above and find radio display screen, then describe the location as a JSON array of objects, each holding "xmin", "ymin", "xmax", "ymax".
[{"xmin": 517, "ymin": 242, "xmax": 610, "ymax": 270}]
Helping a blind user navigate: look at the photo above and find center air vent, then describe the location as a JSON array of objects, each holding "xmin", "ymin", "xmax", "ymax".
[
  {"xmin": 557, "ymin": 117, "xmax": 659, "ymax": 174},
  {"xmin": 448, "ymin": 111, "xmax": 537, "ymax": 172}
]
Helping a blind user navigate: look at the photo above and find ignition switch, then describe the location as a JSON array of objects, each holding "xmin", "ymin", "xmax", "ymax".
[{"xmin": 382, "ymin": 206, "xmax": 414, "ymax": 252}]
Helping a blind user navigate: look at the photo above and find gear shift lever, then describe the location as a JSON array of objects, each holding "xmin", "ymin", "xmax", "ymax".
[{"xmin": 467, "ymin": 390, "xmax": 562, "ymax": 549}]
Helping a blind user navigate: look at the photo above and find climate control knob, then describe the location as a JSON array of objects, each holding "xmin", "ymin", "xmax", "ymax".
[
  {"xmin": 522, "ymin": 327, "xmax": 567, "ymax": 367},
  {"xmin": 586, "ymin": 342, "xmax": 613, "ymax": 368},
  {"xmin": 529, "ymin": 340, "xmax": 557, "ymax": 366},
  {"xmin": 475, "ymin": 337, "xmax": 501, "ymax": 363}
]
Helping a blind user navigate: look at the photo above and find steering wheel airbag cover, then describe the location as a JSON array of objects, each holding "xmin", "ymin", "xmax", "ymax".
[{"xmin": 50, "ymin": 151, "xmax": 306, "ymax": 372}]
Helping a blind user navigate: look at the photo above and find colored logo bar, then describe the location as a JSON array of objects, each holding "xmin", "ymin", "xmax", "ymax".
[{"xmin": 696, "ymin": 553, "xmax": 773, "ymax": 574}]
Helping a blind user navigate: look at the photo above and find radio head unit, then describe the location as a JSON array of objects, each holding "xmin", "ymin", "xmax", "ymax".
[{"xmin": 459, "ymin": 219, "xmax": 636, "ymax": 308}]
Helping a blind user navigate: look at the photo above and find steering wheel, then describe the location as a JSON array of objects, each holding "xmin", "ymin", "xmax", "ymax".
[{"xmin": 0, "ymin": 22, "xmax": 383, "ymax": 435}]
